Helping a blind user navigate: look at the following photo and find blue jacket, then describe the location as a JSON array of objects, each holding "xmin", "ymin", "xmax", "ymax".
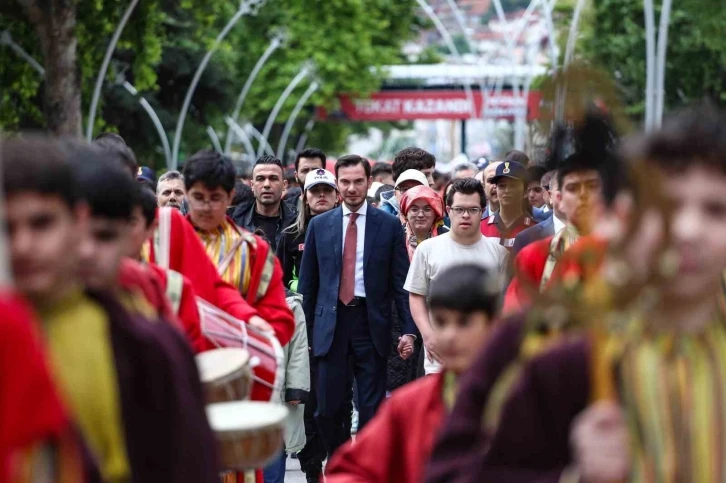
[
  {"xmin": 298, "ymin": 205, "xmax": 417, "ymax": 358},
  {"xmin": 379, "ymin": 190, "xmax": 400, "ymax": 216}
]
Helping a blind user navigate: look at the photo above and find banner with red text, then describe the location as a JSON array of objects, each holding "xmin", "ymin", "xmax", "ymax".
[{"xmin": 325, "ymin": 90, "xmax": 541, "ymax": 121}]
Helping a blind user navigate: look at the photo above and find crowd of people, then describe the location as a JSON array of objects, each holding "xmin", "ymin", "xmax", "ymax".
[{"xmin": 2, "ymin": 100, "xmax": 726, "ymax": 483}]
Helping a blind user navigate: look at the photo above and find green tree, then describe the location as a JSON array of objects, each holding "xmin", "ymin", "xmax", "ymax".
[
  {"xmin": 578, "ymin": 0, "xmax": 726, "ymax": 116},
  {"xmin": 2, "ymin": 0, "xmax": 423, "ymax": 167}
]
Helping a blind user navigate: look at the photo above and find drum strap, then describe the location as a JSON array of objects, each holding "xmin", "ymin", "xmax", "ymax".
[
  {"xmin": 165, "ymin": 269, "xmax": 184, "ymax": 315},
  {"xmin": 217, "ymin": 235, "xmax": 248, "ymax": 277},
  {"xmin": 155, "ymin": 207, "xmax": 172, "ymax": 270}
]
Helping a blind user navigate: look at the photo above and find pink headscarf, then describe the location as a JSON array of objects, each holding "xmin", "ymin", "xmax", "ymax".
[{"xmin": 400, "ymin": 185, "xmax": 447, "ymax": 260}]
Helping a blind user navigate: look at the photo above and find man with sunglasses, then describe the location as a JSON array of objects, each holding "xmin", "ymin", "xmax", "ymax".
[{"xmin": 405, "ymin": 178, "xmax": 509, "ymax": 375}]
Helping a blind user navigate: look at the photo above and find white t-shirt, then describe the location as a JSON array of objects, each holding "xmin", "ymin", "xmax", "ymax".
[{"xmin": 404, "ymin": 233, "xmax": 509, "ymax": 374}]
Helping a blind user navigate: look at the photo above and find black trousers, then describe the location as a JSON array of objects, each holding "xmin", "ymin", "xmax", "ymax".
[{"xmin": 315, "ymin": 302, "xmax": 386, "ymax": 459}]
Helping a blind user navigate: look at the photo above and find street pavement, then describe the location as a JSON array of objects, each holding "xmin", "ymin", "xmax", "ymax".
[{"xmin": 283, "ymin": 456, "xmax": 307, "ymax": 483}]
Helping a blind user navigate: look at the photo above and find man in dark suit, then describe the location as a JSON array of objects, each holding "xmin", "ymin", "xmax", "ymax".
[{"xmin": 299, "ymin": 155, "xmax": 417, "ymax": 458}]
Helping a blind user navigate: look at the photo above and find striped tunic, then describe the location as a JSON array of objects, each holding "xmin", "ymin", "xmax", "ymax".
[
  {"xmin": 196, "ymin": 219, "xmax": 252, "ymax": 296},
  {"xmin": 617, "ymin": 317, "xmax": 726, "ymax": 482}
]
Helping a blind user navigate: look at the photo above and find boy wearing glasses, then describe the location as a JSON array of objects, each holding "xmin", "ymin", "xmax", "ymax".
[
  {"xmin": 182, "ymin": 149, "xmax": 294, "ymax": 344},
  {"xmin": 405, "ymin": 178, "xmax": 509, "ymax": 374},
  {"xmin": 481, "ymin": 161, "xmax": 534, "ymax": 250}
]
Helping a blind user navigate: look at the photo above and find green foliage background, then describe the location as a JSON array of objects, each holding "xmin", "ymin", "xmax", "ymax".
[{"xmin": 1, "ymin": 0, "xmax": 422, "ymax": 167}]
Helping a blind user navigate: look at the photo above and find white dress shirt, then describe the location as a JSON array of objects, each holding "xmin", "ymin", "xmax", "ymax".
[
  {"xmin": 341, "ymin": 201, "xmax": 367, "ymax": 297},
  {"xmin": 553, "ymin": 213, "xmax": 566, "ymax": 234}
]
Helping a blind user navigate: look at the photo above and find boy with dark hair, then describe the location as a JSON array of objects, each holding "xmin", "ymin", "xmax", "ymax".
[
  {"xmin": 232, "ymin": 154, "xmax": 297, "ymax": 250},
  {"xmin": 503, "ymin": 149, "xmax": 530, "ymax": 167},
  {"xmin": 92, "ymin": 132, "xmax": 138, "ymax": 178},
  {"xmin": 120, "ymin": 184, "xmax": 208, "ymax": 353},
  {"xmin": 371, "ymin": 162, "xmax": 394, "ymax": 185},
  {"xmin": 392, "ymin": 147, "xmax": 436, "ymax": 183},
  {"xmin": 326, "ymin": 264, "xmax": 500, "ymax": 483},
  {"xmin": 3, "ymin": 138, "xmax": 218, "ymax": 483},
  {"xmin": 295, "ymin": 147, "xmax": 326, "ymax": 185},
  {"xmin": 181, "ymin": 149, "xmax": 294, "ymax": 345},
  {"xmin": 381, "ymin": 148, "xmax": 436, "ymax": 216}
]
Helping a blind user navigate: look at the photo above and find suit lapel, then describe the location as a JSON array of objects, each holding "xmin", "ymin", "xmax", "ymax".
[
  {"xmin": 544, "ymin": 216, "xmax": 555, "ymax": 237},
  {"xmin": 364, "ymin": 207, "xmax": 382, "ymax": 269},
  {"xmin": 330, "ymin": 208, "xmax": 343, "ymax": 271}
]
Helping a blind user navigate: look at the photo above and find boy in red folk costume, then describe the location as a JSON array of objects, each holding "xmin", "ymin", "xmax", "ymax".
[
  {"xmin": 503, "ymin": 156, "xmax": 604, "ymax": 314},
  {"xmin": 325, "ymin": 264, "xmax": 500, "ymax": 483},
  {"xmin": 0, "ymin": 292, "xmax": 96, "ymax": 483},
  {"xmin": 143, "ymin": 170, "xmax": 293, "ymax": 345},
  {"xmin": 120, "ymin": 184, "xmax": 209, "ymax": 353},
  {"xmin": 179, "ymin": 149, "xmax": 293, "ymax": 345}
]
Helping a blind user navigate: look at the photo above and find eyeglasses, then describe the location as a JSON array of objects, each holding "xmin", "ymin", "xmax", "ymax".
[
  {"xmin": 189, "ymin": 197, "xmax": 226, "ymax": 209},
  {"xmin": 408, "ymin": 206, "xmax": 434, "ymax": 216},
  {"xmin": 450, "ymin": 206, "xmax": 482, "ymax": 216}
]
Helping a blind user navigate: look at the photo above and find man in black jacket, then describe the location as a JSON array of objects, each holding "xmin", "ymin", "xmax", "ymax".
[{"xmin": 231, "ymin": 155, "xmax": 297, "ymax": 251}]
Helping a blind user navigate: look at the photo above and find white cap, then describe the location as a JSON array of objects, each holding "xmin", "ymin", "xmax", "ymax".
[
  {"xmin": 394, "ymin": 169, "xmax": 428, "ymax": 188},
  {"xmin": 367, "ymin": 181, "xmax": 384, "ymax": 198},
  {"xmin": 304, "ymin": 168, "xmax": 338, "ymax": 191}
]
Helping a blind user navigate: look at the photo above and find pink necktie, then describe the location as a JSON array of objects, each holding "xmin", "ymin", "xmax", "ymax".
[{"xmin": 339, "ymin": 213, "xmax": 359, "ymax": 305}]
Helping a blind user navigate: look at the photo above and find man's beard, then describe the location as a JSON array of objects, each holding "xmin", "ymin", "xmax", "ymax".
[{"xmin": 166, "ymin": 200, "xmax": 182, "ymax": 210}]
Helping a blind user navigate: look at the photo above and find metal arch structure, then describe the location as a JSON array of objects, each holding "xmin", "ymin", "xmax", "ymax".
[
  {"xmin": 123, "ymin": 82, "xmax": 172, "ymax": 168},
  {"xmin": 172, "ymin": 0, "xmax": 267, "ymax": 168},
  {"xmin": 225, "ymin": 117, "xmax": 257, "ymax": 160},
  {"xmin": 86, "ymin": 0, "xmax": 140, "ymax": 141},
  {"xmin": 224, "ymin": 33, "xmax": 285, "ymax": 154},
  {"xmin": 0, "ymin": 31, "xmax": 45, "ymax": 75},
  {"xmin": 415, "ymin": 0, "xmax": 478, "ymax": 120},
  {"xmin": 653, "ymin": 0, "xmax": 673, "ymax": 128},
  {"xmin": 276, "ymin": 81, "xmax": 319, "ymax": 161},
  {"xmin": 295, "ymin": 119, "xmax": 316, "ymax": 154},
  {"xmin": 206, "ymin": 126, "xmax": 223, "ymax": 152},
  {"xmin": 248, "ymin": 123, "xmax": 276, "ymax": 157},
  {"xmin": 256, "ymin": 66, "xmax": 310, "ymax": 158}
]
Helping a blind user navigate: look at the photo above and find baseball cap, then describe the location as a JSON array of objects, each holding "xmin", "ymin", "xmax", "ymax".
[
  {"xmin": 491, "ymin": 161, "xmax": 527, "ymax": 184},
  {"xmin": 304, "ymin": 168, "xmax": 337, "ymax": 191},
  {"xmin": 137, "ymin": 166, "xmax": 156, "ymax": 184},
  {"xmin": 368, "ymin": 181, "xmax": 383, "ymax": 198},
  {"xmin": 394, "ymin": 169, "xmax": 428, "ymax": 189}
]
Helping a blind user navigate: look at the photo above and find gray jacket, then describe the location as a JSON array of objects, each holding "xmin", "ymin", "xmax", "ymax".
[{"xmin": 281, "ymin": 293, "xmax": 310, "ymax": 452}]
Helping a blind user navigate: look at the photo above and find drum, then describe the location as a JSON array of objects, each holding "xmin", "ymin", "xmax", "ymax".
[
  {"xmin": 197, "ymin": 298, "xmax": 284, "ymax": 402},
  {"xmin": 196, "ymin": 348, "xmax": 252, "ymax": 404},
  {"xmin": 207, "ymin": 401, "xmax": 288, "ymax": 471}
]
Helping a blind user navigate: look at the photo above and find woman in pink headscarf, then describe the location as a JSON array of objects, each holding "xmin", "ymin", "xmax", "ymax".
[{"xmin": 400, "ymin": 185, "xmax": 449, "ymax": 261}]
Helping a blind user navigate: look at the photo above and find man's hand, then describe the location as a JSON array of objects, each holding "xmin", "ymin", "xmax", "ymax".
[
  {"xmin": 248, "ymin": 315, "xmax": 274, "ymax": 334},
  {"xmin": 397, "ymin": 335, "xmax": 415, "ymax": 360},
  {"xmin": 571, "ymin": 401, "xmax": 630, "ymax": 483},
  {"xmin": 288, "ymin": 400, "xmax": 301, "ymax": 406},
  {"xmin": 423, "ymin": 334, "xmax": 443, "ymax": 364}
]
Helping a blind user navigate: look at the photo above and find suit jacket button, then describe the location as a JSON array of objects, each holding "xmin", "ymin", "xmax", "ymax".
[{"xmin": 332, "ymin": 306, "xmax": 336, "ymax": 312}]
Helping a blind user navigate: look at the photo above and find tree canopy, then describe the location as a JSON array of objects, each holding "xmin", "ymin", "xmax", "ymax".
[{"xmin": 2, "ymin": 0, "xmax": 422, "ymax": 167}]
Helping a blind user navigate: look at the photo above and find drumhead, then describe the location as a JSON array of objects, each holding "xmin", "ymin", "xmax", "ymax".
[
  {"xmin": 196, "ymin": 348, "xmax": 250, "ymax": 383},
  {"xmin": 207, "ymin": 401, "xmax": 288, "ymax": 432}
]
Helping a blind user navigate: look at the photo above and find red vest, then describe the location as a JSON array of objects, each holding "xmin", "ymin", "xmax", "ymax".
[{"xmin": 480, "ymin": 213, "xmax": 534, "ymax": 250}]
